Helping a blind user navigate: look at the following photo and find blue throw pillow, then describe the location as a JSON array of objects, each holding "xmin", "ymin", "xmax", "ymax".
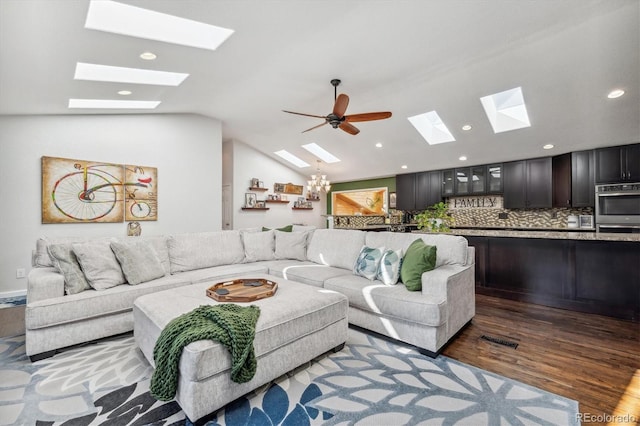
[
  {"xmin": 353, "ymin": 246, "xmax": 385, "ymax": 280},
  {"xmin": 376, "ymin": 249, "xmax": 403, "ymax": 286}
]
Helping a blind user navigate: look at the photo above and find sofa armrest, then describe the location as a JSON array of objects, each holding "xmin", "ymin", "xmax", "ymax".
[
  {"xmin": 27, "ymin": 267, "xmax": 65, "ymax": 303},
  {"xmin": 421, "ymin": 263, "xmax": 476, "ymax": 340}
]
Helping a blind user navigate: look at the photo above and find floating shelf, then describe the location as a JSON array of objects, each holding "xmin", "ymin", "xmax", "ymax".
[
  {"xmin": 306, "ymin": 198, "xmax": 320, "ymax": 202},
  {"xmin": 266, "ymin": 200, "xmax": 290, "ymax": 204},
  {"xmin": 292, "ymin": 207, "xmax": 313, "ymax": 210},
  {"xmin": 249, "ymin": 187, "xmax": 268, "ymax": 191},
  {"xmin": 241, "ymin": 207, "xmax": 269, "ymax": 211}
]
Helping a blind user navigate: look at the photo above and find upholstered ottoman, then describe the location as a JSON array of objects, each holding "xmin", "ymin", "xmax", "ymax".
[{"xmin": 133, "ymin": 274, "xmax": 348, "ymax": 423}]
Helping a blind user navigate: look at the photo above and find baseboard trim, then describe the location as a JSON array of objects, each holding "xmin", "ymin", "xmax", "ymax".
[{"xmin": 0, "ymin": 289, "xmax": 27, "ymax": 299}]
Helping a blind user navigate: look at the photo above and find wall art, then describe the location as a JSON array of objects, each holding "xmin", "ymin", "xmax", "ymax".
[
  {"xmin": 274, "ymin": 182, "xmax": 303, "ymax": 195},
  {"xmin": 124, "ymin": 164, "xmax": 158, "ymax": 221},
  {"xmin": 331, "ymin": 187, "xmax": 388, "ymax": 216}
]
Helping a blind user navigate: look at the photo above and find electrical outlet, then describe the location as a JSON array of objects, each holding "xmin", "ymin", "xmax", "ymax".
[
  {"xmin": 498, "ymin": 212, "xmax": 508, "ymax": 219},
  {"xmin": 16, "ymin": 268, "xmax": 26, "ymax": 279}
]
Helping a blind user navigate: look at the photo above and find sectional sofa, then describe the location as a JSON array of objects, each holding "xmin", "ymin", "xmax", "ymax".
[{"xmin": 26, "ymin": 227, "xmax": 475, "ymax": 361}]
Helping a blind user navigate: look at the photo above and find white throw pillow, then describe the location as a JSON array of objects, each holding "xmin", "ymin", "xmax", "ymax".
[
  {"xmin": 242, "ymin": 230, "xmax": 275, "ymax": 262},
  {"xmin": 353, "ymin": 246, "xmax": 385, "ymax": 281},
  {"xmin": 47, "ymin": 243, "xmax": 91, "ymax": 295},
  {"xmin": 110, "ymin": 240, "xmax": 165, "ymax": 285},
  {"xmin": 72, "ymin": 240, "xmax": 126, "ymax": 290},
  {"xmin": 274, "ymin": 230, "xmax": 308, "ymax": 261},
  {"xmin": 376, "ymin": 248, "xmax": 403, "ymax": 286}
]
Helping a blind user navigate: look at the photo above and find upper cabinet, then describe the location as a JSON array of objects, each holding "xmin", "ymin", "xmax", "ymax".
[
  {"xmin": 486, "ymin": 164, "xmax": 503, "ymax": 194},
  {"xmin": 571, "ymin": 150, "xmax": 595, "ymax": 207},
  {"xmin": 396, "ymin": 171, "xmax": 442, "ymax": 211},
  {"xmin": 552, "ymin": 153, "xmax": 572, "ymax": 208},
  {"xmin": 395, "ymin": 173, "xmax": 416, "ymax": 211},
  {"xmin": 454, "ymin": 166, "xmax": 487, "ymax": 195},
  {"xmin": 595, "ymin": 144, "xmax": 640, "ymax": 183},
  {"xmin": 442, "ymin": 170, "xmax": 455, "ymax": 197},
  {"xmin": 504, "ymin": 158, "xmax": 552, "ymax": 209}
]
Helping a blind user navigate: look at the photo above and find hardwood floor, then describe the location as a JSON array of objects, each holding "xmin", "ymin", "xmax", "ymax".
[
  {"xmin": 0, "ymin": 305, "xmax": 25, "ymax": 338},
  {"xmin": 443, "ymin": 294, "xmax": 640, "ymax": 426}
]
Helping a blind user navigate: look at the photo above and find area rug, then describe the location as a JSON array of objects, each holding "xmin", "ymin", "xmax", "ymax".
[
  {"xmin": 0, "ymin": 329, "xmax": 579, "ymax": 425},
  {"xmin": 0, "ymin": 295, "xmax": 26, "ymax": 309}
]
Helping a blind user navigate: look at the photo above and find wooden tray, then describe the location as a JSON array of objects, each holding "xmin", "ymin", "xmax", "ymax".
[{"xmin": 206, "ymin": 278, "xmax": 278, "ymax": 302}]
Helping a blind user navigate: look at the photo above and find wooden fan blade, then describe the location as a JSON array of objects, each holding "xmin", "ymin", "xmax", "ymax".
[
  {"xmin": 339, "ymin": 121, "xmax": 360, "ymax": 135},
  {"xmin": 302, "ymin": 121, "xmax": 329, "ymax": 133},
  {"xmin": 345, "ymin": 111, "xmax": 392, "ymax": 122},
  {"xmin": 283, "ymin": 110, "xmax": 328, "ymax": 119},
  {"xmin": 333, "ymin": 94, "xmax": 349, "ymax": 117}
]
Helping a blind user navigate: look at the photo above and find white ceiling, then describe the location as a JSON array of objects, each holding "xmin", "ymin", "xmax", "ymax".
[{"xmin": 1, "ymin": 0, "xmax": 638, "ymax": 183}]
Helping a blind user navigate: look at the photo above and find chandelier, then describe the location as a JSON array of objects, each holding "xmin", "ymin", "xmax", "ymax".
[{"xmin": 307, "ymin": 160, "xmax": 331, "ymax": 192}]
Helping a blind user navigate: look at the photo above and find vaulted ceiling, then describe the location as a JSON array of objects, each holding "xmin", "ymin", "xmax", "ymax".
[{"xmin": 1, "ymin": 0, "xmax": 638, "ymax": 182}]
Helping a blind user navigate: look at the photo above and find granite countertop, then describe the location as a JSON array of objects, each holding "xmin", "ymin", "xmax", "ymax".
[{"xmin": 447, "ymin": 228, "xmax": 640, "ymax": 242}]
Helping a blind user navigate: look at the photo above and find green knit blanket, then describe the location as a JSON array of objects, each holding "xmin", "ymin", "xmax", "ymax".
[{"xmin": 150, "ymin": 304, "xmax": 261, "ymax": 401}]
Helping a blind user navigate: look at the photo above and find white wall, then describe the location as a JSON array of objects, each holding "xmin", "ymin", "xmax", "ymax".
[
  {"xmin": 230, "ymin": 140, "xmax": 325, "ymax": 230},
  {"xmin": 0, "ymin": 113, "xmax": 222, "ymax": 294}
]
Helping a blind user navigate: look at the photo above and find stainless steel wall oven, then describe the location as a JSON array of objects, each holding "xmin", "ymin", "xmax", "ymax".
[{"xmin": 595, "ymin": 183, "xmax": 640, "ymax": 232}]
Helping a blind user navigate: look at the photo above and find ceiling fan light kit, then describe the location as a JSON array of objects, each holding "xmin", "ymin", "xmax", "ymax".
[{"xmin": 283, "ymin": 79, "xmax": 392, "ymax": 135}]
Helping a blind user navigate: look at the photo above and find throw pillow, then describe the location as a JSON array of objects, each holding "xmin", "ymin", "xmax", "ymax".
[
  {"xmin": 47, "ymin": 243, "xmax": 91, "ymax": 295},
  {"xmin": 72, "ymin": 241, "xmax": 126, "ymax": 290},
  {"xmin": 376, "ymin": 248, "xmax": 403, "ymax": 286},
  {"xmin": 400, "ymin": 239, "xmax": 437, "ymax": 291},
  {"xmin": 110, "ymin": 240, "xmax": 165, "ymax": 285},
  {"xmin": 274, "ymin": 230, "xmax": 308, "ymax": 261},
  {"xmin": 242, "ymin": 230, "xmax": 275, "ymax": 262},
  {"xmin": 353, "ymin": 246, "xmax": 385, "ymax": 280},
  {"xmin": 262, "ymin": 225, "xmax": 293, "ymax": 232}
]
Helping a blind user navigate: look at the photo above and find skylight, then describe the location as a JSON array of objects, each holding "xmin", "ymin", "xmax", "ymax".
[
  {"xmin": 74, "ymin": 63, "xmax": 188, "ymax": 86},
  {"xmin": 68, "ymin": 99, "xmax": 160, "ymax": 109},
  {"xmin": 407, "ymin": 111, "xmax": 455, "ymax": 145},
  {"xmin": 274, "ymin": 150, "xmax": 310, "ymax": 168},
  {"xmin": 85, "ymin": 0, "xmax": 234, "ymax": 51},
  {"xmin": 301, "ymin": 143, "xmax": 341, "ymax": 163},
  {"xmin": 480, "ymin": 87, "xmax": 531, "ymax": 133}
]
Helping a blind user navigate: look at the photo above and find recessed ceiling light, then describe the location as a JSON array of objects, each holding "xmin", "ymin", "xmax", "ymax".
[
  {"xmin": 301, "ymin": 143, "xmax": 340, "ymax": 163},
  {"xmin": 401, "ymin": 165, "xmax": 408, "ymax": 169},
  {"xmin": 607, "ymin": 89, "xmax": 625, "ymax": 99},
  {"xmin": 74, "ymin": 62, "xmax": 188, "ymax": 86},
  {"xmin": 543, "ymin": 144, "xmax": 554, "ymax": 150},
  {"xmin": 68, "ymin": 99, "xmax": 160, "ymax": 109},
  {"xmin": 117, "ymin": 90, "xmax": 132, "ymax": 95},
  {"xmin": 480, "ymin": 87, "xmax": 531, "ymax": 133},
  {"xmin": 459, "ymin": 156, "xmax": 467, "ymax": 161},
  {"xmin": 85, "ymin": 0, "xmax": 234, "ymax": 51},
  {"xmin": 140, "ymin": 52, "xmax": 157, "ymax": 61},
  {"xmin": 375, "ymin": 143, "xmax": 383, "ymax": 148},
  {"xmin": 274, "ymin": 150, "xmax": 310, "ymax": 168},
  {"xmin": 462, "ymin": 124, "xmax": 472, "ymax": 131},
  {"xmin": 407, "ymin": 110, "xmax": 456, "ymax": 144}
]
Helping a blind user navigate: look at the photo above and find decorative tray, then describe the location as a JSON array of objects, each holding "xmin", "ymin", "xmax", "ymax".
[{"xmin": 206, "ymin": 278, "xmax": 278, "ymax": 302}]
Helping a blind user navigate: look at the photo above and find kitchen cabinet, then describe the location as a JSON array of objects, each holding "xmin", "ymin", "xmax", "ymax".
[
  {"xmin": 595, "ymin": 143, "xmax": 640, "ymax": 183},
  {"xmin": 441, "ymin": 169, "xmax": 455, "ymax": 197},
  {"xmin": 415, "ymin": 171, "xmax": 442, "ymax": 209},
  {"xmin": 395, "ymin": 173, "xmax": 416, "ymax": 211},
  {"xmin": 503, "ymin": 157, "xmax": 552, "ymax": 209},
  {"xmin": 454, "ymin": 166, "xmax": 486, "ymax": 195},
  {"xmin": 552, "ymin": 153, "xmax": 572, "ymax": 207},
  {"xmin": 571, "ymin": 150, "xmax": 595, "ymax": 207},
  {"xmin": 486, "ymin": 164, "xmax": 503, "ymax": 194}
]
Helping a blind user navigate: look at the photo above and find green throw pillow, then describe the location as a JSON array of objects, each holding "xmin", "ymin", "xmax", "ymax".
[
  {"xmin": 262, "ymin": 225, "xmax": 293, "ymax": 232},
  {"xmin": 400, "ymin": 239, "xmax": 437, "ymax": 291}
]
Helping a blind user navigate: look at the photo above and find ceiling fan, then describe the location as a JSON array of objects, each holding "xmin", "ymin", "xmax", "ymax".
[{"xmin": 283, "ymin": 79, "xmax": 392, "ymax": 135}]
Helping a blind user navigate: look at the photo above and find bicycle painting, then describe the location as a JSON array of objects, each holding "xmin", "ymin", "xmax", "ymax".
[{"xmin": 41, "ymin": 156, "xmax": 158, "ymax": 224}]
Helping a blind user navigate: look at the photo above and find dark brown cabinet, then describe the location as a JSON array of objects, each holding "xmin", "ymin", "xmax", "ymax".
[
  {"xmin": 454, "ymin": 166, "xmax": 487, "ymax": 195},
  {"xmin": 395, "ymin": 173, "xmax": 416, "ymax": 211},
  {"xmin": 503, "ymin": 158, "xmax": 552, "ymax": 209},
  {"xmin": 552, "ymin": 153, "xmax": 572, "ymax": 207},
  {"xmin": 571, "ymin": 150, "xmax": 595, "ymax": 207},
  {"xmin": 595, "ymin": 144, "xmax": 640, "ymax": 183},
  {"xmin": 486, "ymin": 164, "xmax": 503, "ymax": 194},
  {"xmin": 441, "ymin": 169, "xmax": 454, "ymax": 197},
  {"xmin": 396, "ymin": 171, "xmax": 442, "ymax": 211}
]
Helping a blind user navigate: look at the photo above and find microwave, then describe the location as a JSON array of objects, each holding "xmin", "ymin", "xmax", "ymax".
[{"xmin": 595, "ymin": 183, "xmax": 640, "ymax": 232}]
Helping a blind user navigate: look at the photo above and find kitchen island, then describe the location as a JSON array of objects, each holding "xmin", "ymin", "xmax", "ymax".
[{"xmin": 443, "ymin": 228, "xmax": 639, "ymax": 321}]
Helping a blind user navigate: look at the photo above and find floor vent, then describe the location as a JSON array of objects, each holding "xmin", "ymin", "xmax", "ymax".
[{"xmin": 480, "ymin": 335, "xmax": 519, "ymax": 349}]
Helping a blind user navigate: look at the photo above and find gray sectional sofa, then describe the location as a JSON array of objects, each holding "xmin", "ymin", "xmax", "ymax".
[{"xmin": 26, "ymin": 227, "xmax": 475, "ymax": 360}]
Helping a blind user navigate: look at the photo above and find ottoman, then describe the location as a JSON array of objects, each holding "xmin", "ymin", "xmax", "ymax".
[{"xmin": 133, "ymin": 274, "xmax": 348, "ymax": 423}]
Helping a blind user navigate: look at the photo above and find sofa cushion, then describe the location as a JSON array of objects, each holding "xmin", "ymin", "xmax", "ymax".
[
  {"xmin": 169, "ymin": 231, "xmax": 245, "ymax": 273},
  {"xmin": 110, "ymin": 240, "xmax": 166, "ymax": 285},
  {"xmin": 262, "ymin": 225, "xmax": 293, "ymax": 232},
  {"xmin": 37, "ymin": 236, "xmax": 87, "ymax": 267},
  {"xmin": 274, "ymin": 230, "xmax": 308, "ymax": 261},
  {"xmin": 400, "ymin": 239, "xmax": 437, "ymax": 291},
  {"xmin": 185, "ymin": 262, "xmax": 271, "ymax": 284},
  {"xmin": 307, "ymin": 229, "xmax": 365, "ymax": 270},
  {"xmin": 73, "ymin": 241, "xmax": 126, "ymax": 290},
  {"xmin": 353, "ymin": 246, "xmax": 385, "ymax": 280},
  {"xmin": 47, "ymin": 243, "xmax": 91, "ymax": 295},
  {"xmin": 268, "ymin": 261, "xmax": 350, "ymax": 287},
  {"xmin": 366, "ymin": 232, "xmax": 468, "ymax": 267},
  {"xmin": 323, "ymin": 274, "xmax": 446, "ymax": 327},
  {"xmin": 242, "ymin": 230, "xmax": 275, "ymax": 262},
  {"xmin": 376, "ymin": 248, "xmax": 403, "ymax": 286}
]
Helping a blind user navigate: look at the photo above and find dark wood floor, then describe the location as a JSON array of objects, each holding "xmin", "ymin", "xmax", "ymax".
[{"xmin": 443, "ymin": 294, "xmax": 640, "ymax": 426}]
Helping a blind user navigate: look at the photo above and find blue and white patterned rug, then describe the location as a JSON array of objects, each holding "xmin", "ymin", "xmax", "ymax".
[
  {"xmin": 0, "ymin": 295, "xmax": 26, "ymax": 309},
  {"xmin": 0, "ymin": 328, "xmax": 579, "ymax": 425}
]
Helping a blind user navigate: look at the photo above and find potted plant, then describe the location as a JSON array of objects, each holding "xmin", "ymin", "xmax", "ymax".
[{"xmin": 415, "ymin": 201, "xmax": 454, "ymax": 233}]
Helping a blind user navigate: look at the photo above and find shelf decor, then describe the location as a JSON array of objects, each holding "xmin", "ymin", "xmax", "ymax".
[
  {"xmin": 245, "ymin": 193, "xmax": 257, "ymax": 208},
  {"xmin": 274, "ymin": 182, "xmax": 303, "ymax": 195}
]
